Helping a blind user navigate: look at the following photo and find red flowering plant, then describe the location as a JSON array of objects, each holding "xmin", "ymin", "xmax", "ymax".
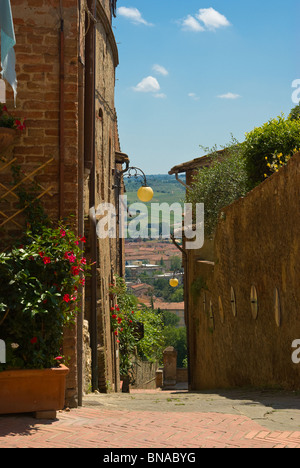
[
  {"xmin": 0, "ymin": 103, "xmax": 26, "ymax": 131},
  {"xmin": 0, "ymin": 222, "xmax": 89, "ymax": 371}
]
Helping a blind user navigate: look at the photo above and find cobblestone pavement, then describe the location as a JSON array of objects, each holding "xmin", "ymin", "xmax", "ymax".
[{"xmin": 1, "ymin": 388, "xmax": 300, "ymax": 448}]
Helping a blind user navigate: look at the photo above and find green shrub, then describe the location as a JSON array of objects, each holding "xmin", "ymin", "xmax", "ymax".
[
  {"xmin": 186, "ymin": 144, "xmax": 249, "ymax": 237},
  {"xmin": 109, "ymin": 277, "xmax": 165, "ymax": 376},
  {"xmin": 288, "ymin": 104, "xmax": 300, "ymax": 121},
  {"xmin": 242, "ymin": 113, "xmax": 300, "ymax": 187}
]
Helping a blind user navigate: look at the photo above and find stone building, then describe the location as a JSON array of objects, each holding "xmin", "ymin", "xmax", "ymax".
[
  {"xmin": 169, "ymin": 152, "xmax": 300, "ymax": 391},
  {"xmin": 0, "ymin": 0, "xmax": 127, "ymax": 406}
]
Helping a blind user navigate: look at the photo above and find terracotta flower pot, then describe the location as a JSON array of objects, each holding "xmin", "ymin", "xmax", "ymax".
[
  {"xmin": 0, "ymin": 127, "xmax": 16, "ymax": 153},
  {"xmin": 0, "ymin": 365, "xmax": 69, "ymax": 416}
]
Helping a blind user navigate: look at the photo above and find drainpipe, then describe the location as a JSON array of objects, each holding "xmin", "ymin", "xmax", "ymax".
[
  {"xmin": 84, "ymin": 0, "xmax": 98, "ymax": 392},
  {"xmin": 59, "ymin": 18, "xmax": 65, "ymax": 219},
  {"xmin": 77, "ymin": 54, "xmax": 85, "ymax": 406},
  {"xmin": 183, "ymin": 247, "xmax": 191, "ymax": 390},
  {"xmin": 171, "ymin": 171, "xmax": 193, "ymax": 388},
  {"xmin": 171, "ymin": 233, "xmax": 191, "ymax": 390}
]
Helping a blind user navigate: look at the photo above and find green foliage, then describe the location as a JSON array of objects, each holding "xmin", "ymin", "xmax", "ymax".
[
  {"xmin": 162, "ymin": 310, "xmax": 180, "ymax": 327},
  {"xmin": 135, "ymin": 307, "xmax": 165, "ymax": 364},
  {"xmin": 186, "ymin": 143, "xmax": 249, "ymax": 236},
  {"xmin": 242, "ymin": 113, "xmax": 300, "ymax": 186},
  {"xmin": 161, "ymin": 302, "xmax": 187, "ymax": 369},
  {"xmin": 0, "ymin": 223, "xmax": 89, "ymax": 371},
  {"xmin": 153, "ymin": 277, "xmax": 184, "ymax": 302},
  {"xmin": 110, "ymin": 277, "xmax": 165, "ymax": 378},
  {"xmin": 170, "ymin": 255, "xmax": 182, "ymax": 272},
  {"xmin": 288, "ymin": 104, "xmax": 300, "ymax": 121},
  {"xmin": 163, "ymin": 326, "xmax": 187, "ymax": 368}
]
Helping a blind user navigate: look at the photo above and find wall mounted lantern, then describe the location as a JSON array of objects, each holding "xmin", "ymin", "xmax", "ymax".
[
  {"xmin": 114, "ymin": 155, "xmax": 154, "ymax": 203},
  {"xmin": 126, "ymin": 166, "xmax": 154, "ymax": 203}
]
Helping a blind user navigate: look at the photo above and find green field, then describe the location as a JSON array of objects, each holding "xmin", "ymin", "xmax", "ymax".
[{"xmin": 124, "ymin": 174, "xmax": 186, "ymax": 234}]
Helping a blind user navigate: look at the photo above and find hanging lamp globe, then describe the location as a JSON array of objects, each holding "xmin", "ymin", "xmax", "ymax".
[
  {"xmin": 137, "ymin": 186, "xmax": 154, "ymax": 203},
  {"xmin": 169, "ymin": 278, "xmax": 179, "ymax": 288}
]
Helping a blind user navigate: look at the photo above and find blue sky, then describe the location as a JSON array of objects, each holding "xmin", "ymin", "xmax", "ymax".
[{"xmin": 113, "ymin": 1, "xmax": 300, "ymax": 175}]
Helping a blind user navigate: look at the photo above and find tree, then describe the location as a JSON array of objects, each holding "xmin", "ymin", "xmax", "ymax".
[
  {"xmin": 186, "ymin": 143, "xmax": 249, "ymax": 236},
  {"xmin": 170, "ymin": 287, "xmax": 184, "ymax": 303},
  {"xmin": 163, "ymin": 326, "xmax": 187, "ymax": 368},
  {"xmin": 170, "ymin": 256, "xmax": 182, "ymax": 272},
  {"xmin": 161, "ymin": 310, "xmax": 180, "ymax": 327}
]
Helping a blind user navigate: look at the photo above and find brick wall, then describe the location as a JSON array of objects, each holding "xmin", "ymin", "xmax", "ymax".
[
  {"xmin": 1, "ymin": 0, "xmax": 80, "ymax": 406},
  {"xmin": 11, "ymin": 0, "xmax": 79, "ymax": 219},
  {"xmin": 1, "ymin": 0, "xmax": 124, "ymax": 404}
]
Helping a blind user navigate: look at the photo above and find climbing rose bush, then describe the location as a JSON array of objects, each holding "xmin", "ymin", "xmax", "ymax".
[{"xmin": 0, "ymin": 223, "xmax": 89, "ymax": 370}]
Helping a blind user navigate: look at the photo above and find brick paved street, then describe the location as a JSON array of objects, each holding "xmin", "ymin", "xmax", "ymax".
[{"xmin": 1, "ymin": 388, "xmax": 300, "ymax": 449}]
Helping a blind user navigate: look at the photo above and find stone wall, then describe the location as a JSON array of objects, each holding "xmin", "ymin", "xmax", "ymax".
[
  {"xmin": 176, "ymin": 368, "xmax": 188, "ymax": 383},
  {"xmin": 83, "ymin": 320, "xmax": 92, "ymax": 394},
  {"xmin": 187, "ymin": 152, "xmax": 300, "ymax": 390}
]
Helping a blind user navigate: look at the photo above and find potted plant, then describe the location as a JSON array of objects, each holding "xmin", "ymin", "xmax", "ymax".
[
  {"xmin": 0, "ymin": 221, "xmax": 89, "ymax": 417},
  {"xmin": 0, "ymin": 104, "xmax": 25, "ymax": 153}
]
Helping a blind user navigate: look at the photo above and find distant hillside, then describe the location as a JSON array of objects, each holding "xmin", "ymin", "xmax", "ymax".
[{"xmin": 124, "ymin": 174, "xmax": 186, "ymax": 205}]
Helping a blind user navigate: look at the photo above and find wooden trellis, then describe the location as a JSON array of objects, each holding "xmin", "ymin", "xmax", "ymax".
[{"xmin": 0, "ymin": 157, "xmax": 54, "ymax": 229}]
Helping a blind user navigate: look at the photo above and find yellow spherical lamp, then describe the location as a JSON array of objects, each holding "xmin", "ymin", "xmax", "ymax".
[
  {"xmin": 137, "ymin": 186, "xmax": 154, "ymax": 203},
  {"xmin": 169, "ymin": 278, "xmax": 179, "ymax": 288}
]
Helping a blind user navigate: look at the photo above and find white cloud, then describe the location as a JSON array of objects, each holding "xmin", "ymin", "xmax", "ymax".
[
  {"xmin": 117, "ymin": 7, "xmax": 153, "ymax": 26},
  {"xmin": 152, "ymin": 64, "xmax": 169, "ymax": 76},
  {"xmin": 217, "ymin": 92, "xmax": 241, "ymax": 99},
  {"xmin": 181, "ymin": 8, "xmax": 230, "ymax": 32},
  {"xmin": 188, "ymin": 92, "xmax": 200, "ymax": 101},
  {"xmin": 197, "ymin": 8, "xmax": 230, "ymax": 31},
  {"xmin": 154, "ymin": 93, "xmax": 167, "ymax": 99},
  {"xmin": 133, "ymin": 76, "xmax": 161, "ymax": 93},
  {"xmin": 182, "ymin": 15, "xmax": 205, "ymax": 32}
]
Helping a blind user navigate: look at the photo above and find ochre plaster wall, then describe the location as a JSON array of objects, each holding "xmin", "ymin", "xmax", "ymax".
[{"xmin": 188, "ymin": 152, "xmax": 300, "ymax": 390}]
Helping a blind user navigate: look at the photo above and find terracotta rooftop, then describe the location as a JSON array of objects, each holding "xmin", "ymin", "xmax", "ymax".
[{"xmin": 130, "ymin": 283, "xmax": 154, "ymax": 290}]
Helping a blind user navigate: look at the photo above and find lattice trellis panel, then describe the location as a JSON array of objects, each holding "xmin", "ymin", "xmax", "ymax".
[{"xmin": 0, "ymin": 157, "xmax": 54, "ymax": 229}]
